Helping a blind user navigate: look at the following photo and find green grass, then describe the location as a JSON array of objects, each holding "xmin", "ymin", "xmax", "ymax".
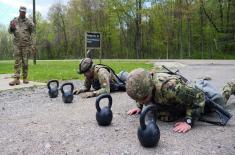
[{"xmin": 0, "ymin": 60, "xmax": 153, "ymax": 82}]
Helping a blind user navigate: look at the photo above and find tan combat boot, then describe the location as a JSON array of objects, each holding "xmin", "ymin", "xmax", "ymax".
[
  {"xmin": 9, "ymin": 78, "xmax": 20, "ymax": 86},
  {"xmin": 23, "ymin": 78, "xmax": 29, "ymax": 84}
]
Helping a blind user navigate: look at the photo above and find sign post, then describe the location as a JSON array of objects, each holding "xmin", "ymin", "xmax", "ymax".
[{"xmin": 85, "ymin": 32, "xmax": 102, "ymax": 63}]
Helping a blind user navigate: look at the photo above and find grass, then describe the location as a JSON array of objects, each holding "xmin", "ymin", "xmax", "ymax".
[{"xmin": 0, "ymin": 60, "xmax": 153, "ymax": 82}]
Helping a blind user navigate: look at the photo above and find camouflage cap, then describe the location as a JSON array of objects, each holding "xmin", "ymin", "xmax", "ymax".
[
  {"xmin": 126, "ymin": 68, "xmax": 153, "ymax": 101},
  {"xmin": 19, "ymin": 6, "xmax": 26, "ymax": 12},
  {"xmin": 78, "ymin": 58, "xmax": 93, "ymax": 74}
]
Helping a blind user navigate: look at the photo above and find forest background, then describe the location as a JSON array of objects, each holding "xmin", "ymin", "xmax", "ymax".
[{"xmin": 0, "ymin": 0, "xmax": 234, "ymax": 60}]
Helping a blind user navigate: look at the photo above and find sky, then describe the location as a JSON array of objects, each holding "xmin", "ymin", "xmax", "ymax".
[{"xmin": 0, "ymin": 0, "xmax": 69, "ymax": 27}]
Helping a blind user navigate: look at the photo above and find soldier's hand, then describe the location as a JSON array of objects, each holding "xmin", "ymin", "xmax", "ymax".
[
  {"xmin": 80, "ymin": 92, "xmax": 95, "ymax": 98},
  {"xmin": 31, "ymin": 46, "xmax": 37, "ymax": 55},
  {"xmin": 173, "ymin": 122, "xmax": 191, "ymax": 133},
  {"xmin": 127, "ymin": 107, "xmax": 141, "ymax": 115},
  {"xmin": 73, "ymin": 89, "xmax": 81, "ymax": 95},
  {"xmin": 10, "ymin": 21, "xmax": 16, "ymax": 29}
]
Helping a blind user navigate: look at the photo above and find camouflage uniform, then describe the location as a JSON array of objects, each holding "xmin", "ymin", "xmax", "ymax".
[
  {"xmin": 127, "ymin": 68, "xmax": 235, "ymax": 126},
  {"xmin": 8, "ymin": 7, "xmax": 34, "ymax": 80},
  {"xmin": 222, "ymin": 81, "xmax": 235, "ymax": 103},
  {"xmin": 76, "ymin": 58, "xmax": 126, "ymax": 97}
]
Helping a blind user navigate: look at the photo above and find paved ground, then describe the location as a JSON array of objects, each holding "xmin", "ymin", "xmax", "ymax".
[
  {"xmin": 0, "ymin": 74, "xmax": 45, "ymax": 92},
  {"xmin": 0, "ymin": 60, "xmax": 235, "ymax": 155}
]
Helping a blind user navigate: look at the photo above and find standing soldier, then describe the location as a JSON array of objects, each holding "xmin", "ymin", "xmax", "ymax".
[
  {"xmin": 126, "ymin": 68, "xmax": 234, "ymax": 133},
  {"xmin": 8, "ymin": 6, "xmax": 35, "ymax": 86},
  {"xmin": 74, "ymin": 58, "xmax": 128, "ymax": 98}
]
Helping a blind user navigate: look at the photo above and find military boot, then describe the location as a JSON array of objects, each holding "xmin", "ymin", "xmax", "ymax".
[
  {"xmin": 23, "ymin": 78, "xmax": 29, "ymax": 84},
  {"xmin": 9, "ymin": 78, "xmax": 20, "ymax": 86}
]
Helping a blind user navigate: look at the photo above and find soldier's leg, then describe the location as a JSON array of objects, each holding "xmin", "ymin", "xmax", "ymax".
[
  {"xmin": 13, "ymin": 45, "xmax": 22, "ymax": 78},
  {"xmin": 117, "ymin": 71, "xmax": 129, "ymax": 82},
  {"xmin": 222, "ymin": 81, "xmax": 235, "ymax": 103},
  {"xmin": 9, "ymin": 46, "xmax": 22, "ymax": 86},
  {"xmin": 22, "ymin": 46, "xmax": 30, "ymax": 84}
]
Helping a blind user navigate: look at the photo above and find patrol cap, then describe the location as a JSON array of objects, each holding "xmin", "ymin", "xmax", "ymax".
[
  {"xmin": 126, "ymin": 68, "xmax": 153, "ymax": 101},
  {"xmin": 19, "ymin": 6, "xmax": 26, "ymax": 12},
  {"xmin": 78, "ymin": 58, "xmax": 93, "ymax": 74}
]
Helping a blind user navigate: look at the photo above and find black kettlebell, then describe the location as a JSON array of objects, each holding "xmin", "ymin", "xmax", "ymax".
[
  {"xmin": 96, "ymin": 94, "xmax": 113, "ymax": 126},
  {"xmin": 47, "ymin": 80, "xmax": 59, "ymax": 98},
  {"xmin": 137, "ymin": 105, "xmax": 160, "ymax": 148},
  {"xmin": 61, "ymin": 82, "xmax": 74, "ymax": 103}
]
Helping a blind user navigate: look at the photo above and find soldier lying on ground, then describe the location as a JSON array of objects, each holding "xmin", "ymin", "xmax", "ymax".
[
  {"xmin": 126, "ymin": 68, "xmax": 235, "ymax": 133},
  {"xmin": 74, "ymin": 58, "xmax": 128, "ymax": 98}
]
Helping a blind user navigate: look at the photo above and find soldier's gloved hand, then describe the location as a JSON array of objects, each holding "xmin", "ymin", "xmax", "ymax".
[
  {"xmin": 80, "ymin": 92, "xmax": 95, "ymax": 98},
  {"xmin": 73, "ymin": 89, "xmax": 81, "ymax": 95},
  {"xmin": 173, "ymin": 122, "xmax": 191, "ymax": 133},
  {"xmin": 10, "ymin": 21, "xmax": 16, "ymax": 30},
  {"xmin": 127, "ymin": 107, "xmax": 141, "ymax": 115}
]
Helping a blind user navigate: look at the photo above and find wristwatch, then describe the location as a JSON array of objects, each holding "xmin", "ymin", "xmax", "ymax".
[
  {"xmin": 185, "ymin": 118, "xmax": 193, "ymax": 127},
  {"xmin": 93, "ymin": 91, "xmax": 97, "ymax": 97}
]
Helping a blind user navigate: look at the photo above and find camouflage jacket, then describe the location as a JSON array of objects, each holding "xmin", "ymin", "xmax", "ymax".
[
  {"xmin": 137, "ymin": 72, "xmax": 205, "ymax": 123},
  {"xmin": 8, "ymin": 17, "xmax": 35, "ymax": 47},
  {"xmin": 79, "ymin": 65, "xmax": 122, "ymax": 96}
]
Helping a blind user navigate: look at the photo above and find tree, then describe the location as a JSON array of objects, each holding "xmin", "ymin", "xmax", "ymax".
[{"xmin": 48, "ymin": 3, "xmax": 68, "ymax": 58}]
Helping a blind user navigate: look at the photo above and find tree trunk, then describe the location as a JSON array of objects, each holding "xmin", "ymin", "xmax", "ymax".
[
  {"xmin": 187, "ymin": 17, "xmax": 192, "ymax": 58},
  {"xmin": 179, "ymin": 14, "xmax": 183, "ymax": 59},
  {"xmin": 218, "ymin": 0, "xmax": 224, "ymax": 28},
  {"xmin": 135, "ymin": 0, "xmax": 142, "ymax": 59},
  {"xmin": 60, "ymin": 13, "xmax": 68, "ymax": 57},
  {"xmin": 200, "ymin": 5, "xmax": 204, "ymax": 59}
]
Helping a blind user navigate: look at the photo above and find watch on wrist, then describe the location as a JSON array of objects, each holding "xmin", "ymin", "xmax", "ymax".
[{"xmin": 185, "ymin": 118, "xmax": 193, "ymax": 127}]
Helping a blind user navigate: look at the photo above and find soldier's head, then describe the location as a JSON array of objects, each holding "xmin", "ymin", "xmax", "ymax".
[
  {"xmin": 78, "ymin": 58, "xmax": 94, "ymax": 79},
  {"xmin": 126, "ymin": 68, "xmax": 154, "ymax": 104},
  {"xmin": 19, "ymin": 6, "xmax": 26, "ymax": 18}
]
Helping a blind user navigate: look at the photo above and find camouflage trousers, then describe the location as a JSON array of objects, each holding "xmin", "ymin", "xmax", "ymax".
[
  {"xmin": 13, "ymin": 45, "xmax": 31, "ymax": 78},
  {"xmin": 222, "ymin": 81, "xmax": 235, "ymax": 103}
]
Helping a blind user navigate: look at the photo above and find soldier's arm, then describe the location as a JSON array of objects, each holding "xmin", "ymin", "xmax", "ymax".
[
  {"xmin": 185, "ymin": 91, "xmax": 205, "ymax": 126},
  {"xmin": 127, "ymin": 101, "xmax": 143, "ymax": 115},
  {"xmin": 173, "ymin": 79, "xmax": 205, "ymax": 127},
  {"xmin": 8, "ymin": 19, "xmax": 16, "ymax": 34},
  {"xmin": 93, "ymin": 68, "xmax": 110, "ymax": 96},
  {"xmin": 28, "ymin": 19, "xmax": 35, "ymax": 34},
  {"xmin": 74, "ymin": 78, "xmax": 91, "ymax": 94},
  {"xmin": 28, "ymin": 20, "xmax": 36, "ymax": 49}
]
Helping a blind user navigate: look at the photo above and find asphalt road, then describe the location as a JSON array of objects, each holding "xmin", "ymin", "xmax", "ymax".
[{"xmin": 0, "ymin": 60, "xmax": 235, "ymax": 155}]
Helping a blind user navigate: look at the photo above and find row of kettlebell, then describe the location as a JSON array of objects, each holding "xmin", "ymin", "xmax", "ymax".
[
  {"xmin": 95, "ymin": 94, "xmax": 160, "ymax": 148},
  {"xmin": 47, "ymin": 81, "xmax": 113, "ymax": 126},
  {"xmin": 47, "ymin": 80, "xmax": 74, "ymax": 103},
  {"xmin": 47, "ymin": 81, "xmax": 112, "ymax": 126},
  {"xmin": 48, "ymin": 80, "xmax": 160, "ymax": 148}
]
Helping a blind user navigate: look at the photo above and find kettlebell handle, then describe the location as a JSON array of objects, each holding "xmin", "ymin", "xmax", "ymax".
[
  {"xmin": 96, "ymin": 94, "xmax": 112, "ymax": 112},
  {"xmin": 140, "ymin": 105, "xmax": 157, "ymax": 130},
  {"xmin": 60, "ymin": 82, "xmax": 74, "ymax": 94},
  {"xmin": 47, "ymin": 80, "xmax": 59, "ymax": 89}
]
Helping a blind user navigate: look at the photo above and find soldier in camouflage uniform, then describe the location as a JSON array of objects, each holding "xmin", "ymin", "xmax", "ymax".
[
  {"xmin": 126, "ymin": 68, "xmax": 235, "ymax": 133},
  {"xmin": 8, "ymin": 6, "xmax": 35, "ymax": 86},
  {"xmin": 74, "ymin": 58, "xmax": 127, "ymax": 98},
  {"xmin": 222, "ymin": 81, "xmax": 235, "ymax": 103}
]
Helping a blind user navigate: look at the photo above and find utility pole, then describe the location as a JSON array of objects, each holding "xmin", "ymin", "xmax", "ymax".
[{"xmin": 33, "ymin": 0, "xmax": 36, "ymax": 64}]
